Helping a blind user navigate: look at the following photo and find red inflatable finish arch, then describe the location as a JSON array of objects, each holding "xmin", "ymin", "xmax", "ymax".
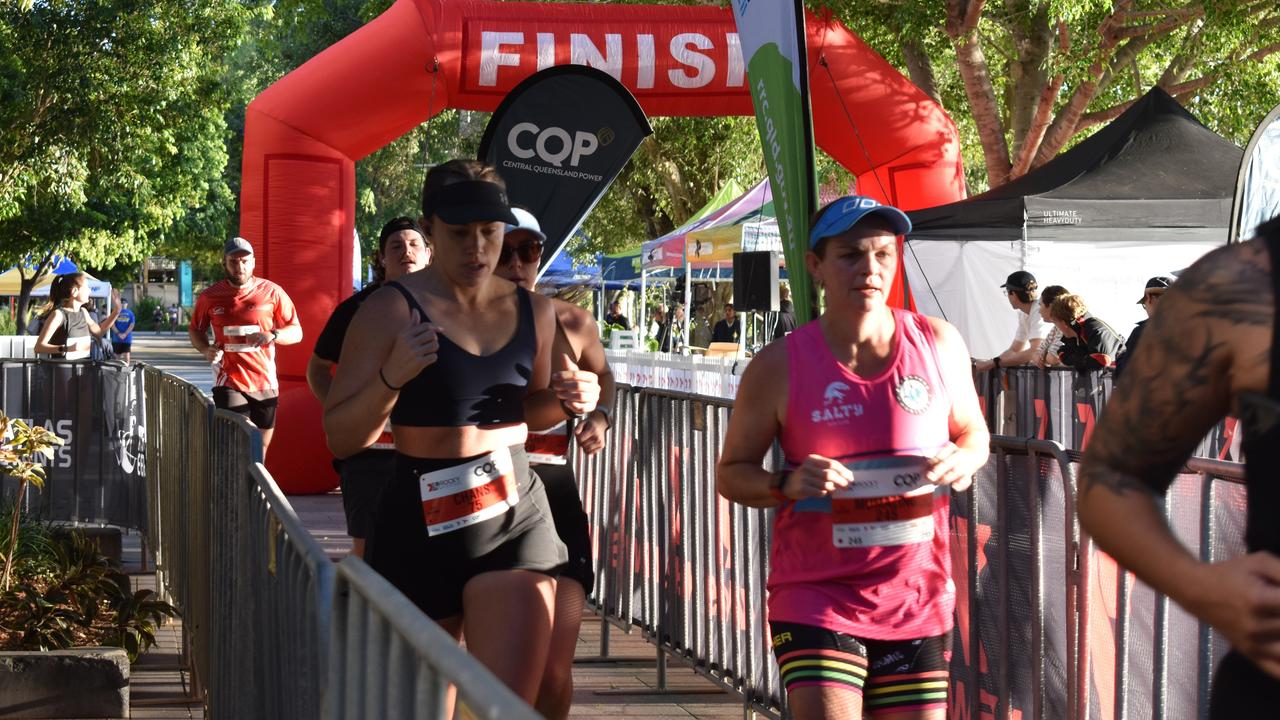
[{"xmin": 241, "ymin": 0, "xmax": 965, "ymax": 493}]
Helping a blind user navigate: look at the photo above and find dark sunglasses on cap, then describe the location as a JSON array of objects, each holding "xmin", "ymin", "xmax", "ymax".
[{"xmin": 500, "ymin": 238, "xmax": 543, "ymax": 265}]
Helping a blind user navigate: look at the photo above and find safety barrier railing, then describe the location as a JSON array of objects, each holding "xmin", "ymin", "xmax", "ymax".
[
  {"xmin": 1076, "ymin": 457, "xmax": 1245, "ymax": 720},
  {"xmin": 325, "ymin": 559, "xmax": 541, "ymax": 719},
  {"xmin": 142, "ymin": 367, "xmax": 212, "ymax": 697},
  {"xmin": 0, "ymin": 335, "xmax": 36, "ymax": 358},
  {"xmin": 0, "ymin": 360, "xmax": 536, "ymax": 719},
  {"xmin": 975, "ymin": 367, "xmax": 1235, "ymax": 460},
  {"xmin": 576, "ymin": 385, "xmax": 1247, "ymax": 720},
  {"xmin": 148, "ymin": 374, "xmax": 536, "ymax": 719}
]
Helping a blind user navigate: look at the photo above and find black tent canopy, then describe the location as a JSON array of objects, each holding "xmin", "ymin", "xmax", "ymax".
[
  {"xmin": 902, "ymin": 88, "xmax": 1242, "ymax": 357},
  {"xmin": 909, "ymin": 87, "xmax": 1243, "ymax": 242}
]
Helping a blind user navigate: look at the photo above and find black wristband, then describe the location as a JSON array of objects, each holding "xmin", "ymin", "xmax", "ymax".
[
  {"xmin": 378, "ymin": 367, "xmax": 404, "ymax": 391},
  {"xmin": 992, "ymin": 356, "xmax": 1002, "ymax": 369}
]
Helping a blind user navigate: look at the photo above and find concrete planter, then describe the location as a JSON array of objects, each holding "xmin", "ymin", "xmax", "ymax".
[{"xmin": 0, "ymin": 647, "xmax": 129, "ymax": 719}]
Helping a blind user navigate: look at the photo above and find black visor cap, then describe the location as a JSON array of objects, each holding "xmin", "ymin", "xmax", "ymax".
[{"xmin": 422, "ymin": 180, "xmax": 518, "ymax": 226}]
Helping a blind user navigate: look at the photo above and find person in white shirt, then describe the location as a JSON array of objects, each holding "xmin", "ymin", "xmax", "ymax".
[{"xmin": 974, "ymin": 270, "xmax": 1049, "ymax": 371}]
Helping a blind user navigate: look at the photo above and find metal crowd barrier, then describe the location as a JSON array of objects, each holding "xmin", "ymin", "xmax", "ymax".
[
  {"xmin": 575, "ymin": 385, "xmax": 1247, "ymax": 720},
  {"xmin": 145, "ymin": 371, "xmax": 534, "ymax": 719},
  {"xmin": 325, "ymin": 559, "xmax": 541, "ymax": 720},
  {"xmin": 1076, "ymin": 457, "xmax": 1246, "ymax": 720},
  {"xmin": 975, "ymin": 367, "xmax": 1235, "ymax": 460}
]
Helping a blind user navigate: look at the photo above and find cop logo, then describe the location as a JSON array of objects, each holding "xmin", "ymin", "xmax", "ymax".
[
  {"xmin": 508, "ymin": 122, "xmax": 599, "ymax": 168},
  {"xmin": 894, "ymin": 375, "xmax": 931, "ymax": 415}
]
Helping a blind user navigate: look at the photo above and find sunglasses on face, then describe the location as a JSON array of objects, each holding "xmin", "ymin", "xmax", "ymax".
[{"xmin": 500, "ymin": 238, "xmax": 543, "ymax": 265}]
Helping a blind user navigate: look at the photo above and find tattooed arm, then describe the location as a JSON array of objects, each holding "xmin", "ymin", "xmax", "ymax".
[{"xmin": 1079, "ymin": 239, "xmax": 1280, "ymax": 678}]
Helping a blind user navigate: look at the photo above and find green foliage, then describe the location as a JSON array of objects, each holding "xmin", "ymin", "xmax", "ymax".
[
  {"xmin": 133, "ymin": 296, "xmax": 165, "ymax": 332},
  {"xmin": 0, "ymin": 526, "xmax": 178, "ymax": 662},
  {"xmin": 0, "ymin": 0, "xmax": 251, "ymax": 320},
  {"xmin": 0, "ymin": 309, "xmax": 16, "ymax": 337}
]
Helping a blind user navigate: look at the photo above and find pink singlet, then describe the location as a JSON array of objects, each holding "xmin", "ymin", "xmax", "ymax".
[{"xmin": 771, "ymin": 308, "xmax": 954, "ymax": 640}]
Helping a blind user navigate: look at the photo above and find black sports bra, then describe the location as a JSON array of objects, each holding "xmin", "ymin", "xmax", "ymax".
[{"xmin": 386, "ymin": 282, "xmax": 536, "ymax": 428}]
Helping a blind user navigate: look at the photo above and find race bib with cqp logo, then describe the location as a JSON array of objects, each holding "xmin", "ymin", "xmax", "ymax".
[{"xmin": 418, "ymin": 448, "xmax": 519, "ymax": 536}]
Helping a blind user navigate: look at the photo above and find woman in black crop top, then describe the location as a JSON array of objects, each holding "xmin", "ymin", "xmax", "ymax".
[{"xmin": 323, "ymin": 159, "xmax": 600, "ymax": 707}]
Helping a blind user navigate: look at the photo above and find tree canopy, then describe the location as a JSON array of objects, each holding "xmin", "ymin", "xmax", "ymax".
[
  {"xmin": 3, "ymin": 0, "xmax": 1277, "ymax": 310},
  {"xmin": 0, "ymin": 0, "xmax": 250, "ymax": 318}
]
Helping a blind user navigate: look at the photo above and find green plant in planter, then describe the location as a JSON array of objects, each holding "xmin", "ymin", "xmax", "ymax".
[{"xmin": 0, "ymin": 414, "xmax": 63, "ymax": 591}]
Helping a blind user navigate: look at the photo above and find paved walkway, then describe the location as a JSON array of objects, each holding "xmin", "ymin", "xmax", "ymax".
[{"xmin": 127, "ymin": 333, "xmax": 745, "ymax": 719}]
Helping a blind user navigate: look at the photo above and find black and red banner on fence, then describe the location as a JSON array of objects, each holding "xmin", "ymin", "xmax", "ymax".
[
  {"xmin": 478, "ymin": 65, "xmax": 653, "ymax": 278},
  {"xmin": 973, "ymin": 368, "xmax": 1237, "ymax": 459},
  {"xmin": 0, "ymin": 360, "xmax": 147, "ymax": 531}
]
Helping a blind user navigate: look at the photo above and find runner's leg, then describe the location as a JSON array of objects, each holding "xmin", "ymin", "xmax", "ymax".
[
  {"xmin": 535, "ymin": 576, "xmax": 586, "ymax": 719},
  {"xmin": 462, "ymin": 569, "xmax": 555, "ymax": 703}
]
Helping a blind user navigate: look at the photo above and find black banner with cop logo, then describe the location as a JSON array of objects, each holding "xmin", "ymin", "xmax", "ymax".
[{"xmin": 478, "ymin": 65, "xmax": 652, "ymax": 277}]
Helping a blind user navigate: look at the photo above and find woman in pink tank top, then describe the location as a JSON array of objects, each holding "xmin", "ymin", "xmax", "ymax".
[{"xmin": 717, "ymin": 196, "xmax": 989, "ymax": 720}]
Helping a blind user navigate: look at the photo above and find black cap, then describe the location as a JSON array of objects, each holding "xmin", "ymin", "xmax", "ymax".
[
  {"xmin": 421, "ymin": 180, "xmax": 518, "ymax": 226},
  {"xmin": 1000, "ymin": 270, "xmax": 1036, "ymax": 292},
  {"xmin": 1137, "ymin": 275, "xmax": 1174, "ymax": 304}
]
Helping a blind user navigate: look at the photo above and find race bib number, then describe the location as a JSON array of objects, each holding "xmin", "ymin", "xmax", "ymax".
[
  {"xmin": 418, "ymin": 448, "xmax": 519, "ymax": 536},
  {"xmin": 224, "ymin": 343, "xmax": 259, "ymax": 353},
  {"xmin": 223, "ymin": 324, "xmax": 259, "ymax": 337},
  {"xmin": 526, "ymin": 422, "xmax": 569, "ymax": 465},
  {"xmin": 830, "ymin": 457, "xmax": 937, "ymax": 548}
]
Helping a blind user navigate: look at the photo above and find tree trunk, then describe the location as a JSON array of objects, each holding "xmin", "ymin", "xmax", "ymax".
[
  {"xmin": 902, "ymin": 40, "xmax": 942, "ymax": 106},
  {"xmin": 952, "ymin": 31, "xmax": 1013, "ymax": 188},
  {"xmin": 1006, "ymin": 3, "xmax": 1054, "ymax": 162}
]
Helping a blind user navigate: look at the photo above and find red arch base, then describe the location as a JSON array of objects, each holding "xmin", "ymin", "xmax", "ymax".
[{"xmin": 241, "ymin": 0, "xmax": 966, "ymax": 493}]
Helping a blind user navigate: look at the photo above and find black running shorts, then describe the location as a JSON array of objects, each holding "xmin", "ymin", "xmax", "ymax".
[{"xmin": 365, "ymin": 445, "xmax": 566, "ymax": 620}]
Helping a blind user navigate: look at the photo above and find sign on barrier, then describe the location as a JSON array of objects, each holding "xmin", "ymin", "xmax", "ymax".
[{"xmin": 0, "ymin": 360, "xmax": 147, "ymax": 530}]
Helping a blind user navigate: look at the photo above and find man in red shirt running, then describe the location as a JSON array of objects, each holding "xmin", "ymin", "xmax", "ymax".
[{"xmin": 190, "ymin": 237, "xmax": 302, "ymax": 454}]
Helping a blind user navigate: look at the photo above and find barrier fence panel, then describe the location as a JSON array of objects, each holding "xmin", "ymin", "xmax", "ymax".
[
  {"xmin": 245, "ymin": 461, "xmax": 335, "ymax": 720},
  {"xmin": 1, "ymin": 359, "xmax": 148, "ymax": 529},
  {"xmin": 951, "ymin": 437, "xmax": 1083, "ymax": 720},
  {"xmin": 142, "ymin": 367, "xmax": 213, "ymax": 696},
  {"xmin": 576, "ymin": 381, "xmax": 1248, "ymax": 720},
  {"xmin": 1077, "ymin": 457, "xmax": 1246, "ymax": 720},
  {"xmin": 325, "ymin": 559, "xmax": 542, "ymax": 720},
  {"xmin": 974, "ymin": 368, "xmax": 1234, "ymax": 459}
]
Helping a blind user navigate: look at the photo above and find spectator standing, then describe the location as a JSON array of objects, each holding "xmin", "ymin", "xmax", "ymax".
[
  {"xmin": 1033, "ymin": 285, "xmax": 1070, "ymax": 368},
  {"xmin": 33, "ymin": 275, "xmax": 122, "ymax": 359},
  {"xmin": 189, "ymin": 237, "xmax": 303, "ymax": 455},
  {"xmin": 773, "ymin": 285, "xmax": 798, "ymax": 340},
  {"xmin": 711, "ymin": 302, "xmax": 740, "ymax": 344},
  {"xmin": 1114, "ymin": 276, "xmax": 1173, "ymax": 380},
  {"xmin": 1049, "ymin": 293, "xmax": 1126, "ymax": 370},
  {"xmin": 111, "ymin": 298, "xmax": 136, "ymax": 362},
  {"xmin": 307, "ymin": 217, "xmax": 431, "ymax": 560},
  {"xmin": 647, "ymin": 306, "xmax": 669, "ymax": 351},
  {"xmin": 666, "ymin": 304, "xmax": 686, "ymax": 353},
  {"xmin": 975, "ymin": 271, "xmax": 1049, "ymax": 370},
  {"xmin": 604, "ymin": 300, "xmax": 629, "ymax": 329}
]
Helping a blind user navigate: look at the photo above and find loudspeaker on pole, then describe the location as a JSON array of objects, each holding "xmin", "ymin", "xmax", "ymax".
[{"xmin": 732, "ymin": 251, "xmax": 779, "ymax": 312}]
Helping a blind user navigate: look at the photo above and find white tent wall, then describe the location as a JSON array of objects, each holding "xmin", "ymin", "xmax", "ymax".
[
  {"xmin": 904, "ymin": 239, "xmax": 1023, "ymax": 359},
  {"xmin": 906, "ymin": 234, "xmax": 1220, "ymax": 359}
]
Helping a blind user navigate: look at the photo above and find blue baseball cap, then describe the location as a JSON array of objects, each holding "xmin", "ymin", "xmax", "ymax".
[{"xmin": 809, "ymin": 196, "xmax": 912, "ymax": 248}]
